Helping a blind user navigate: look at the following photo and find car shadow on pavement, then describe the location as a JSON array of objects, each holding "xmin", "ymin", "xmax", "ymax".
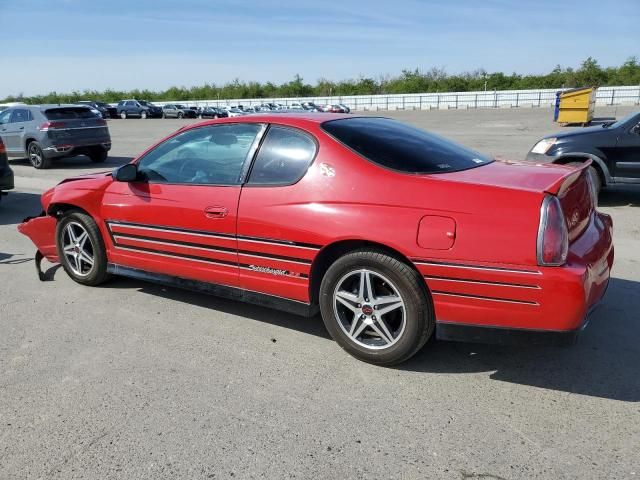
[
  {"xmin": 599, "ymin": 185, "xmax": 640, "ymax": 207},
  {"xmin": 101, "ymin": 277, "xmax": 333, "ymax": 340},
  {"xmin": 8, "ymin": 155, "xmax": 133, "ymax": 170},
  {"xmin": 403, "ymin": 276, "xmax": 640, "ymax": 402},
  {"xmin": 0, "ymin": 191, "xmax": 42, "ymax": 226}
]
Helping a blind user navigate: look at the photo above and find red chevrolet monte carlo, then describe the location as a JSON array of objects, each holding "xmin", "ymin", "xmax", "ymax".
[{"xmin": 18, "ymin": 114, "xmax": 613, "ymax": 365}]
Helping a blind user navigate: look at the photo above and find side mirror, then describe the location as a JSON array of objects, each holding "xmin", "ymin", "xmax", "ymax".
[{"xmin": 114, "ymin": 163, "xmax": 138, "ymax": 182}]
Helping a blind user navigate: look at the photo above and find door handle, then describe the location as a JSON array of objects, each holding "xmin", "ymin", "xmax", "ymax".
[{"xmin": 204, "ymin": 206, "xmax": 228, "ymax": 218}]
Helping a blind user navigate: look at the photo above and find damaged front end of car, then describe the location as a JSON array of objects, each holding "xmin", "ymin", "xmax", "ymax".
[{"xmin": 18, "ymin": 211, "xmax": 59, "ymax": 280}]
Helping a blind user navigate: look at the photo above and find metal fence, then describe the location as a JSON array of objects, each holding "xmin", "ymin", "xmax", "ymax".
[{"xmin": 156, "ymin": 86, "xmax": 640, "ymax": 111}]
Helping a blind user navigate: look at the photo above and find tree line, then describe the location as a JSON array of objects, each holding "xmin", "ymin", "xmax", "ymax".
[{"xmin": 3, "ymin": 57, "xmax": 639, "ymax": 105}]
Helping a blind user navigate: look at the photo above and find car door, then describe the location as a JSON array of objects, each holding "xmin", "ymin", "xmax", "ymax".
[
  {"xmin": 2, "ymin": 108, "xmax": 30, "ymax": 153},
  {"xmin": 236, "ymin": 125, "xmax": 319, "ymax": 302},
  {"xmin": 102, "ymin": 122, "xmax": 265, "ymax": 288},
  {"xmin": 0, "ymin": 109, "xmax": 14, "ymax": 153},
  {"xmin": 613, "ymin": 120, "xmax": 640, "ymax": 179}
]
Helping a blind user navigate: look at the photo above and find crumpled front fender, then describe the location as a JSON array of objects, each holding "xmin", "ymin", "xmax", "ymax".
[{"xmin": 17, "ymin": 212, "xmax": 59, "ymax": 263}]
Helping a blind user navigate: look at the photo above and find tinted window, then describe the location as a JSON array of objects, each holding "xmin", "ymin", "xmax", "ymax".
[
  {"xmin": 322, "ymin": 117, "xmax": 491, "ymax": 174},
  {"xmin": 137, "ymin": 124, "xmax": 262, "ymax": 185},
  {"xmin": 10, "ymin": 109, "xmax": 31, "ymax": 123},
  {"xmin": 44, "ymin": 107, "xmax": 95, "ymax": 120},
  {"xmin": 248, "ymin": 126, "xmax": 316, "ymax": 185}
]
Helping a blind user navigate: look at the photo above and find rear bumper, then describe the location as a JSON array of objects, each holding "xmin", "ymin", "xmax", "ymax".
[
  {"xmin": 43, "ymin": 141, "xmax": 111, "ymax": 159},
  {"xmin": 435, "ymin": 293, "xmax": 605, "ymax": 346},
  {"xmin": 416, "ymin": 211, "xmax": 614, "ymax": 342}
]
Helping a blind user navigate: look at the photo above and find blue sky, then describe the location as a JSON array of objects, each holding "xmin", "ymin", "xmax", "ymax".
[{"xmin": 0, "ymin": 0, "xmax": 637, "ymax": 96}]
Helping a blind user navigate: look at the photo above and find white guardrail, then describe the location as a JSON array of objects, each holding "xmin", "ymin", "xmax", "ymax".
[{"xmin": 155, "ymin": 86, "xmax": 640, "ymax": 111}]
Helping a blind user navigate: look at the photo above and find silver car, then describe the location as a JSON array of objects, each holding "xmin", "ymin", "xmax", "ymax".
[{"xmin": 0, "ymin": 104, "xmax": 111, "ymax": 169}]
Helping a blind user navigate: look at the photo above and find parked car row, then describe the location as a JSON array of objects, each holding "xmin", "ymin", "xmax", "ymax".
[{"xmin": 20, "ymin": 99, "xmax": 353, "ymax": 120}]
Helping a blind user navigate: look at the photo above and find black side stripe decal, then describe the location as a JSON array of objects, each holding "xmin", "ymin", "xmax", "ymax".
[
  {"xmin": 424, "ymin": 275, "xmax": 541, "ymax": 290},
  {"xmin": 115, "ymin": 244, "xmax": 309, "ymax": 279},
  {"xmin": 112, "ymin": 231, "xmax": 313, "ymax": 265},
  {"xmin": 106, "ymin": 220, "xmax": 322, "ymax": 250},
  {"xmin": 413, "ymin": 259, "xmax": 541, "ymax": 275},
  {"xmin": 432, "ymin": 290, "xmax": 539, "ymax": 306}
]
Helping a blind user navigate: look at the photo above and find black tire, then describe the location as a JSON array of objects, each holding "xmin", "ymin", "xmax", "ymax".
[
  {"xmin": 89, "ymin": 147, "xmax": 108, "ymax": 163},
  {"xmin": 140, "ymin": 110, "xmax": 148, "ymax": 119},
  {"xmin": 567, "ymin": 162, "xmax": 602, "ymax": 198},
  {"xmin": 588, "ymin": 165, "xmax": 602, "ymax": 197},
  {"xmin": 56, "ymin": 211, "xmax": 110, "ymax": 286},
  {"xmin": 120, "ymin": 111, "xmax": 127, "ymax": 119},
  {"xmin": 319, "ymin": 249, "xmax": 434, "ymax": 365},
  {"xmin": 27, "ymin": 141, "xmax": 50, "ymax": 169},
  {"xmin": 177, "ymin": 112, "xmax": 184, "ymax": 119}
]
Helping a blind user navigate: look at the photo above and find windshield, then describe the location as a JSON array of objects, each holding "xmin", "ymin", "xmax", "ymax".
[
  {"xmin": 322, "ymin": 117, "xmax": 492, "ymax": 174},
  {"xmin": 607, "ymin": 112, "xmax": 640, "ymax": 129},
  {"xmin": 139, "ymin": 100, "xmax": 155, "ymax": 107}
]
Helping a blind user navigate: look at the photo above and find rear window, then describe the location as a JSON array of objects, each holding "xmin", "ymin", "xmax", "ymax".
[
  {"xmin": 44, "ymin": 107, "xmax": 96, "ymax": 120},
  {"xmin": 322, "ymin": 117, "xmax": 492, "ymax": 174}
]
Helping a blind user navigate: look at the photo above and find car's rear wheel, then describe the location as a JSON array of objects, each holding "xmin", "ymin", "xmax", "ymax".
[
  {"xmin": 28, "ymin": 141, "xmax": 50, "ymax": 169},
  {"xmin": 56, "ymin": 211, "xmax": 110, "ymax": 286},
  {"xmin": 319, "ymin": 249, "xmax": 434, "ymax": 365},
  {"xmin": 120, "ymin": 111, "xmax": 127, "ymax": 119},
  {"xmin": 178, "ymin": 112, "xmax": 184, "ymax": 119},
  {"xmin": 89, "ymin": 147, "xmax": 108, "ymax": 163},
  {"xmin": 140, "ymin": 110, "xmax": 148, "ymax": 119}
]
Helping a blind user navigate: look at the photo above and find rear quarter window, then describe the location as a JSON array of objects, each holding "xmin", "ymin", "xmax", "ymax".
[
  {"xmin": 321, "ymin": 117, "xmax": 491, "ymax": 174},
  {"xmin": 44, "ymin": 107, "xmax": 96, "ymax": 120},
  {"xmin": 248, "ymin": 126, "xmax": 317, "ymax": 185}
]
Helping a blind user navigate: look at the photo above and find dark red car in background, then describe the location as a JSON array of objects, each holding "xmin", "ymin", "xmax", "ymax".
[{"xmin": 18, "ymin": 114, "xmax": 613, "ymax": 365}]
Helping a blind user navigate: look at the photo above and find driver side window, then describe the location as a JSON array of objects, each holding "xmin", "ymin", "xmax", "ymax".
[
  {"xmin": 0, "ymin": 110, "xmax": 11, "ymax": 125},
  {"xmin": 137, "ymin": 123, "xmax": 262, "ymax": 185}
]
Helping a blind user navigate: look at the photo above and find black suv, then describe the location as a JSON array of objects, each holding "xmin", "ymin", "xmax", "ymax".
[
  {"xmin": 76, "ymin": 101, "xmax": 117, "ymax": 119},
  {"xmin": 527, "ymin": 111, "xmax": 640, "ymax": 194},
  {"xmin": 117, "ymin": 100, "xmax": 163, "ymax": 119}
]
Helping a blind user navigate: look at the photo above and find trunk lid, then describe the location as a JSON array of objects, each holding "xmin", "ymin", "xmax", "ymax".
[{"xmin": 436, "ymin": 159, "xmax": 594, "ymax": 242}]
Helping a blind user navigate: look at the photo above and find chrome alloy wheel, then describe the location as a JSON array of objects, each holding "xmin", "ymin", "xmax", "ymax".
[
  {"xmin": 333, "ymin": 269, "xmax": 406, "ymax": 350},
  {"xmin": 28, "ymin": 143, "xmax": 43, "ymax": 168},
  {"xmin": 62, "ymin": 222, "xmax": 95, "ymax": 277}
]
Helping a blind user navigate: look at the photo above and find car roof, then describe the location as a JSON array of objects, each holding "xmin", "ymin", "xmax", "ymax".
[
  {"xmin": 16, "ymin": 104, "xmax": 91, "ymax": 110},
  {"xmin": 190, "ymin": 112, "xmax": 352, "ymax": 128}
]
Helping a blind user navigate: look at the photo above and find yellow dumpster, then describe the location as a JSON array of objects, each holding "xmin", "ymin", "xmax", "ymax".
[{"xmin": 555, "ymin": 87, "xmax": 595, "ymax": 125}]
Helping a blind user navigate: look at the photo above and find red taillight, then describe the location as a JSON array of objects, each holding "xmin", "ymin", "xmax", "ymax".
[
  {"xmin": 39, "ymin": 121, "xmax": 66, "ymax": 131},
  {"xmin": 537, "ymin": 195, "xmax": 569, "ymax": 266},
  {"xmin": 96, "ymin": 119, "xmax": 107, "ymax": 126},
  {"xmin": 0, "ymin": 138, "xmax": 5, "ymax": 153}
]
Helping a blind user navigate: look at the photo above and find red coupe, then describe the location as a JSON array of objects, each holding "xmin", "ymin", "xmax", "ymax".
[{"xmin": 18, "ymin": 114, "xmax": 614, "ymax": 365}]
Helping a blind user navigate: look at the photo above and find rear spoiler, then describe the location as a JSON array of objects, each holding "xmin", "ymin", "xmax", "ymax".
[{"xmin": 544, "ymin": 159, "xmax": 592, "ymax": 196}]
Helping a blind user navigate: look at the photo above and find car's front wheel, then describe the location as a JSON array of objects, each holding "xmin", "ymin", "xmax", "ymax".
[
  {"xmin": 319, "ymin": 249, "xmax": 434, "ymax": 365},
  {"xmin": 28, "ymin": 141, "xmax": 50, "ymax": 169},
  {"xmin": 140, "ymin": 110, "xmax": 148, "ymax": 119},
  {"xmin": 56, "ymin": 211, "xmax": 110, "ymax": 286},
  {"xmin": 120, "ymin": 111, "xmax": 127, "ymax": 119}
]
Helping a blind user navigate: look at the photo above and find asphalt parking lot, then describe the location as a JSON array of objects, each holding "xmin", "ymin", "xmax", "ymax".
[{"xmin": 1, "ymin": 106, "xmax": 639, "ymax": 479}]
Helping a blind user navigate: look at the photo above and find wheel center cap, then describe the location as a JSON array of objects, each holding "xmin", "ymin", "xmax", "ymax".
[{"xmin": 361, "ymin": 305, "xmax": 374, "ymax": 316}]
